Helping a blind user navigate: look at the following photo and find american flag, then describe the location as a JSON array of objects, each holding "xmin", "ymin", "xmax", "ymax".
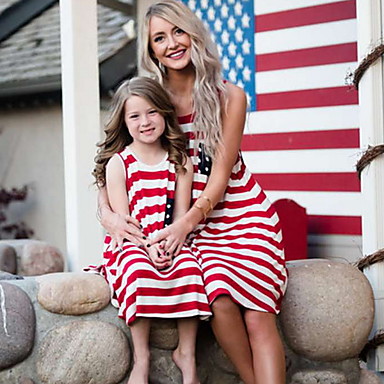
[{"xmin": 183, "ymin": 0, "xmax": 360, "ymax": 260}]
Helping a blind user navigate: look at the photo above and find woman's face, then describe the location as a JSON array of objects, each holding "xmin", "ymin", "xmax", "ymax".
[{"xmin": 149, "ymin": 16, "xmax": 192, "ymax": 72}]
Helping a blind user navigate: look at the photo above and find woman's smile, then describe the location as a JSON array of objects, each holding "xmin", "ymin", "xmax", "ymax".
[{"xmin": 167, "ymin": 49, "xmax": 186, "ymax": 59}]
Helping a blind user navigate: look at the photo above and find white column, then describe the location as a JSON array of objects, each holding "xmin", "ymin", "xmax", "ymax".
[
  {"xmin": 60, "ymin": 0, "xmax": 103, "ymax": 271},
  {"xmin": 356, "ymin": 0, "xmax": 384, "ymax": 372}
]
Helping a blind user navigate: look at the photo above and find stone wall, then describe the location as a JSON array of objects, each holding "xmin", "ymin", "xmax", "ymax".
[{"xmin": 0, "ymin": 239, "xmax": 382, "ymax": 384}]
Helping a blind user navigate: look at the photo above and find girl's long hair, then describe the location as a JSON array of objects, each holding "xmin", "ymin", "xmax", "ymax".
[
  {"xmin": 93, "ymin": 76, "xmax": 188, "ymax": 187},
  {"xmin": 140, "ymin": 0, "xmax": 227, "ymax": 157}
]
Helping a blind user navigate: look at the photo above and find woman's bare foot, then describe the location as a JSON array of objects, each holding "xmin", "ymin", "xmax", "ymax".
[
  {"xmin": 127, "ymin": 359, "xmax": 149, "ymax": 384},
  {"xmin": 172, "ymin": 347, "xmax": 200, "ymax": 384}
]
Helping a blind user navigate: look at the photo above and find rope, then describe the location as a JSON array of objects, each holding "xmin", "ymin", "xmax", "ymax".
[
  {"xmin": 349, "ymin": 41, "xmax": 384, "ymax": 364},
  {"xmin": 350, "ymin": 43, "xmax": 384, "ymax": 89},
  {"xmin": 355, "ymin": 248, "xmax": 384, "ymax": 271},
  {"xmin": 356, "ymin": 145, "xmax": 384, "ymax": 179},
  {"xmin": 360, "ymin": 330, "xmax": 384, "ymax": 362}
]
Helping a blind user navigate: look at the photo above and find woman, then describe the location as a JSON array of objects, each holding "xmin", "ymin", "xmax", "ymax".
[{"xmin": 98, "ymin": 1, "xmax": 288, "ymax": 383}]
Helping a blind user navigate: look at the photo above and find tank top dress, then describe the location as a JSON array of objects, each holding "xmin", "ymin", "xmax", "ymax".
[
  {"xmin": 85, "ymin": 147, "xmax": 212, "ymax": 325},
  {"xmin": 179, "ymin": 114, "xmax": 288, "ymax": 314}
]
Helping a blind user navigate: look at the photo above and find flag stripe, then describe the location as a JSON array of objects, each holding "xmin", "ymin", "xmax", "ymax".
[
  {"xmin": 243, "ymin": 148, "xmax": 358, "ymax": 173},
  {"xmin": 256, "ymin": 62, "xmax": 355, "ymax": 93},
  {"xmin": 255, "ymin": 0, "xmax": 356, "ymax": 32},
  {"xmin": 254, "ymin": 173, "xmax": 360, "ymax": 192},
  {"xmin": 256, "ymin": 42, "xmax": 357, "ymax": 72},
  {"xmin": 308, "ymin": 215, "xmax": 361, "ymax": 235},
  {"xmin": 255, "ymin": 0, "xmax": 351, "ymax": 15},
  {"xmin": 246, "ymin": 106, "xmax": 359, "ymax": 134},
  {"xmin": 255, "ymin": 20, "xmax": 356, "ymax": 55},
  {"xmin": 265, "ymin": 191, "xmax": 362, "ymax": 216},
  {"xmin": 241, "ymin": 129, "xmax": 360, "ymax": 151},
  {"xmin": 257, "ymin": 86, "xmax": 358, "ymax": 111}
]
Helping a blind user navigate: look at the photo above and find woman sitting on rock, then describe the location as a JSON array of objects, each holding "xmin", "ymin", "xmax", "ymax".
[{"xmin": 97, "ymin": 1, "xmax": 288, "ymax": 383}]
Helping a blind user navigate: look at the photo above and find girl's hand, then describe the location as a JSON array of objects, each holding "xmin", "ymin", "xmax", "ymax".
[
  {"xmin": 150, "ymin": 218, "xmax": 192, "ymax": 257},
  {"xmin": 147, "ymin": 243, "xmax": 172, "ymax": 270},
  {"xmin": 100, "ymin": 207, "xmax": 143, "ymax": 249}
]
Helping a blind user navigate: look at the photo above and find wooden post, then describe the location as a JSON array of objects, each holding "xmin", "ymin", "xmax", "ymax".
[
  {"xmin": 356, "ymin": 0, "xmax": 384, "ymax": 372},
  {"xmin": 59, "ymin": 0, "xmax": 103, "ymax": 271}
]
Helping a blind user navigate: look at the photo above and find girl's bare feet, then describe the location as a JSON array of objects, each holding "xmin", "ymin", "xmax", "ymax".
[
  {"xmin": 172, "ymin": 347, "xmax": 201, "ymax": 384},
  {"xmin": 127, "ymin": 358, "xmax": 150, "ymax": 384}
]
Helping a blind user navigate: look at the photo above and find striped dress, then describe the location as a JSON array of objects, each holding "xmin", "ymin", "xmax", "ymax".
[
  {"xmin": 85, "ymin": 146, "xmax": 212, "ymax": 325},
  {"xmin": 180, "ymin": 114, "xmax": 288, "ymax": 314}
]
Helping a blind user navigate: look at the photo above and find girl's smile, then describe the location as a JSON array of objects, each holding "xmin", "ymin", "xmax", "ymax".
[{"xmin": 140, "ymin": 127, "xmax": 156, "ymax": 135}]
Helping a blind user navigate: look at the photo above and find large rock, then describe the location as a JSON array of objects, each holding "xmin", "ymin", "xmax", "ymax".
[
  {"xmin": 298, "ymin": 357, "xmax": 361, "ymax": 384},
  {"xmin": 37, "ymin": 272, "xmax": 110, "ymax": 315},
  {"xmin": 0, "ymin": 282, "xmax": 35, "ymax": 369},
  {"xmin": 211, "ymin": 340, "xmax": 237, "ymax": 374},
  {"xmin": 18, "ymin": 378, "xmax": 35, "ymax": 384},
  {"xmin": 0, "ymin": 239, "xmax": 64, "ymax": 276},
  {"xmin": 290, "ymin": 369, "xmax": 348, "ymax": 384},
  {"xmin": 150, "ymin": 319, "xmax": 178, "ymax": 350},
  {"xmin": 20, "ymin": 241, "xmax": 64, "ymax": 276},
  {"xmin": 0, "ymin": 244, "xmax": 17, "ymax": 274},
  {"xmin": 149, "ymin": 347, "xmax": 182, "ymax": 384},
  {"xmin": 359, "ymin": 369, "xmax": 382, "ymax": 384},
  {"xmin": 280, "ymin": 260, "xmax": 374, "ymax": 362},
  {"xmin": 36, "ymin": 320, "xmax": 130, "ymax": 384}
]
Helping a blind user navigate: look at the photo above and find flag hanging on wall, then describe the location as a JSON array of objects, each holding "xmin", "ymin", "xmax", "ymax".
[{"xmin": 183, "ymin": 0, "xmax": 361, "ymax": 258}]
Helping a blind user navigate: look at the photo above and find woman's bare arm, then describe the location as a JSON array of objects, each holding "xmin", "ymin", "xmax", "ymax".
[{"xmin": 164, "ymin": 157, "xmax": 193, "ymax": 255}]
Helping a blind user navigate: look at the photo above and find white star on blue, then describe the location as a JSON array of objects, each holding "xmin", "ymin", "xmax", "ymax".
[{"xmin": 185, "ymin": 0, "xmax": 256, "ymax": 110}]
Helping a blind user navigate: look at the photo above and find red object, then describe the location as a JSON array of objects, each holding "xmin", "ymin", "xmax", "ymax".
[
  {"xmin": 256, "ymin": 43, "xmax": 357, "ymax": 72},
  {"xmin": 273, "ymin": 199, "xmax": 308, "ymax": 261},
  {"xmin": 255, "ymin": 0, "xmax": 356, "ymax": 32}
]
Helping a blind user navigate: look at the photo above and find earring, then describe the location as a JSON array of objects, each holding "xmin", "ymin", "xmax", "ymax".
[{"xmin": 159, "ymin": 62, "xmax": 165, "ymax": 73}]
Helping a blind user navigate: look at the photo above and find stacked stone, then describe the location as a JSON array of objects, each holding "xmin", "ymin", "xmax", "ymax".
[
  {"xmin": 0, "ymin": 273, "xmax": 130, "ymax": 384},
  {"xmin": 0, "ymin": 258, "xmax": 382, "ymax": 384},
  {"xmin": 0, "ymin": 239, "xmax": 64, "ymax": 276}
]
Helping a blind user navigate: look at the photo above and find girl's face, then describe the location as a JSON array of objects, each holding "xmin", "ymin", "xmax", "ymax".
[
  {"xmin": 124, "ymin": 95, "xmax": 165, "ymax": 147},
  {"xmin": 149, "ymin": 16, "xmax": 192, "ymax": 72}
]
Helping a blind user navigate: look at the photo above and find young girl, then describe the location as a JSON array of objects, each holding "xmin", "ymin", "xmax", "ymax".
[{"xmin": 89, "ymin": 76, "xmax": 211, "ymax": 384}]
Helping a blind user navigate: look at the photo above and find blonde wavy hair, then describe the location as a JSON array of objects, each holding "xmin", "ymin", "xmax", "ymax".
[
  {"xmin": 140, "ymin": 0, "xmax": 227, "ymax": 157},
  {"xmin": 93, "ymin": 76, "xmax": 188, "ymax": 187}
]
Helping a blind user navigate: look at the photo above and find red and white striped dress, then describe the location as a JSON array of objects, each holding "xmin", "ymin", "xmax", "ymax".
[
  {"xmin": 180, "ymin": 115, "xmax": 288, "ymax": 314},
  {"xmin": 85, "ymin": 147, "xmax": 212, "ymax": 325}
]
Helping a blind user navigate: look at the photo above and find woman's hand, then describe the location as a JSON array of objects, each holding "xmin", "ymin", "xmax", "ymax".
[
  {"xmin": 100, "ymin": 206, "xmax": 143, "ymax": 249},
  {"xmin": 147, "ymin": 243, "xmax": 172, "ymax": 270},
  {"xmin": 150, "ymin": 218, "xmax": 193, "ymax": 257}
]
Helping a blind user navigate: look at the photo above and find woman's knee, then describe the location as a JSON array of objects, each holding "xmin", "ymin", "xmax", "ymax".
[
  {"xmin": 211, "ymin": 295, "xmax": 238, "ymax": 315},
  {"xmin": 244, "ymin": 311, "xmax": 278, "ymax": 336}
]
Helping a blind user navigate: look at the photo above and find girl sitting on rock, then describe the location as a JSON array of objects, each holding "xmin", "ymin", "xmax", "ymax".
[{"xmin": 87, "ymin": 76, "xmax": 211, "ymax": 384}]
